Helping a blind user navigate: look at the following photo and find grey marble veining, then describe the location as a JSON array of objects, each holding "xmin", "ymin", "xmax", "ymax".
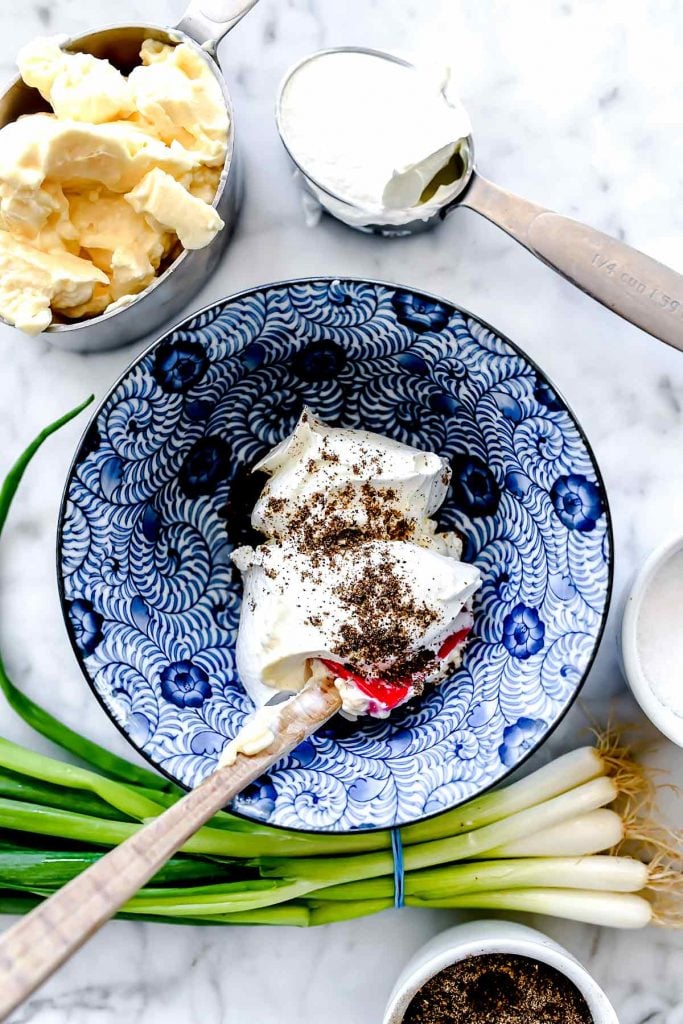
[{"xmin": 0, "ymin": 0, "xmax": 682, "ymax": 1021}]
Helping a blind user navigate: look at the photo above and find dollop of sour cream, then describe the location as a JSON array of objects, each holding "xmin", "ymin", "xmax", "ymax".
[
  {"xmin": 252, "ymin": 410, "xmax": 454, "ymax": 551},
  {"xmin": 278, "ymin": 50, "xmax": 471, "ymax": 227},
  {"xmin": 234, "ymin": 538, "xmax": 479, "ymax": 709},
  {"xmin": 231, "ymin": 410, "xmax": 480, "ymax": 719}
]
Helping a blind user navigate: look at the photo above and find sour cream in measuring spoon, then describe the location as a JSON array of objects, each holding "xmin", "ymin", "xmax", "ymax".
[{"xmin": 277, "ymin": 48, "xmax": 472, "ymax": 229}]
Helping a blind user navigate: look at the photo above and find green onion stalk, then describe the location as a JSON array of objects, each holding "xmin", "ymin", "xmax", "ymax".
[{"xmin": 0, "ymin": 401, "xmax": 680, "ymax": 929}]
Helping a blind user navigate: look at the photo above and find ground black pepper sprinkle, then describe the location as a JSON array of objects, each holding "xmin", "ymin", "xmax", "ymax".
[
  {"xmin": 264, "ymin": 495, "xmax": 286, "ymax": 515},
  {"xmin": 331, "ymin": 558, "xmax": 439, "ymax": 680},
  {"xmin": 402, "ymin": 954, "xmax": 593, "ymax": 1024},
  {"xmin": 248, "ymin": 429, "xmax": 464, "ymax": 689},
  {"xmin": 269, "ymin": 480, "xmax": 417, "ymax": 552}
]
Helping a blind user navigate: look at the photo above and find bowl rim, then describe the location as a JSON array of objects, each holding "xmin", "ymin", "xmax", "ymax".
[
  {"xmin": 621, "ymin": 532, "xmax": 683, "ymax": 746},
  {"xmin": 56, "ymin": 275, "xmax": 615, "ymax": 832}
]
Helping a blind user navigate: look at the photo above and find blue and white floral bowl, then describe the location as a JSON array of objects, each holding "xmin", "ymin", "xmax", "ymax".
[{"xmin": 58, "ymin": 278, "xmax": 613, "ymax": 832}]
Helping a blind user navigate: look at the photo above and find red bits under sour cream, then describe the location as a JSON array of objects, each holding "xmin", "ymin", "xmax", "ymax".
[{"xmin": 321, "ymin": 626, "xmax": 471, "ymax": 710}]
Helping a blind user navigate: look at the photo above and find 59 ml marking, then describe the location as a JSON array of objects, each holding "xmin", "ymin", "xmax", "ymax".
[{"xmin": 591, "ymin": 252, "xmax": 683, "ymax": 317}]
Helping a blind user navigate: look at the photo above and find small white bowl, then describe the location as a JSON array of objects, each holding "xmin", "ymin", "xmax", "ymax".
[
  {"xmin": 621, "ymin": 533, "xmax": 683, "ymax": 747},
  {"xmin": 382, "ymin": 919, "xmax": 618, "ymax": 1024}
]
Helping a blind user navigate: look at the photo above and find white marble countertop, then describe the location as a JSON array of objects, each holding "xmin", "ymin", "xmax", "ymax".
[{"xmin": 0, "ymin": 0, "xmax": 682, "ymax": 1021}]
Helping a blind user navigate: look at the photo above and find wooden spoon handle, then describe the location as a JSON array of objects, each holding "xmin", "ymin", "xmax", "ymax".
[{"xmin": 0, "ymin": 680, "xmax": 341, "ymax": 1021}]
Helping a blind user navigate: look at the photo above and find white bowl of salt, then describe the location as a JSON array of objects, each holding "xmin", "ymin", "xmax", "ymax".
[{"xmin": 622, "ymin": 534, "xmax": 683, "ymax": 746}]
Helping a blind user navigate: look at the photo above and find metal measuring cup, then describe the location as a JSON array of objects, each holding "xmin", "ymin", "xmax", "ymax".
[
  {"xmin": 277, "ymin": 47, "xmax": 683, "ymax": 352},
  {"xmin": 0, "ymin": 1, "xmax": 259, "ymax": 352}
]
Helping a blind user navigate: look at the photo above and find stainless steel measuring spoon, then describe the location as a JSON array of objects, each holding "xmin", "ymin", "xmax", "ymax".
[{"xmin": 278, "ymin": 47, "xmax": 683, "ymax": 353}]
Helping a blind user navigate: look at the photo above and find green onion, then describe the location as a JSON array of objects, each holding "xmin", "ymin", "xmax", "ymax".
[
  {"xmin": 259, "ymin": 777, "xmax": 619, "ymax": 887},
  {"xmin": 307, "ymin": 900, "xmax": 393, "ymax": 927},
  {"xmin": 485, "ymin": 809, "xmax": 625, "ymax": 858},
  {"xmin": 0, "ymin": 893, "xmax": 312, "ymax": 928},
  {"xmin": 0, "ymin": 843, "xmax": 228, "ymax": 890},
  {"xmin": 0, "ymin": 767, "xmax": 132, "ymax": 821},
  {"xmin": 122, "ymin": 878, "xmax": 314, "ymax": 916},
  {"xmin": 310, "ymin": 856, "xmax": 648, "ymax": 902},
  {"xmin": 0, "ymin": 739, "xmax": 168, "ymax": 821},
  {"xmin": 0, "ymin": 795, "xmax": 344, "ymax": 858},
  {"xmin": 410, "ymin": 889, "xmax": 653, "ymax": 929}
]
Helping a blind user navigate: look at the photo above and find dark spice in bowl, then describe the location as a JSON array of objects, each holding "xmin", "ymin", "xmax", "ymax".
[{"xmin": 402, "ymin": 953, "xmax": 592, "ymax": 1024}]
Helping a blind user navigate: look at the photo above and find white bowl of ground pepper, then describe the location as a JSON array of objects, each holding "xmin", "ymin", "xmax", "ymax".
[{"xmin": 383, "ymin": 920, "xmax": 618, "ymax": 1024}]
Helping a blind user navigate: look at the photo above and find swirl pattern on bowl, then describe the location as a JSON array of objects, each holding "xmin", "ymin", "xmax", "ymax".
[{"xmin": 58, "ymin": 278, "xmax": 612, "ymax": 832}]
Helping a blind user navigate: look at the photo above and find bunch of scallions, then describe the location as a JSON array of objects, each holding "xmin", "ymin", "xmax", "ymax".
[{"xmin": 0, "ymin": 399, "xmax": 680, "ymax": 930}]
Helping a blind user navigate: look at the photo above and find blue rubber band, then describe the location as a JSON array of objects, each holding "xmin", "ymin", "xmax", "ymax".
[{"xmin": 390, "ymin": 828, "xmax": 405, "ymax": 908}]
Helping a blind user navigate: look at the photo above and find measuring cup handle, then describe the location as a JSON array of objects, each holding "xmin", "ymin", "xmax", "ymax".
[
  {"xmin": 176, "ymin": 0, "xmax": 260, "ymax": 51},
  {"xmin": 459, "ymin": 173, "xmax": 683, "ymax": 352}
]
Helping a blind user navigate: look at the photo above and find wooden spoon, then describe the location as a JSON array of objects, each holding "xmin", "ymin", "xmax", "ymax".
[{"xmin": 0, "ymin": 678, "xmax": 342, "ymax": 1021}]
